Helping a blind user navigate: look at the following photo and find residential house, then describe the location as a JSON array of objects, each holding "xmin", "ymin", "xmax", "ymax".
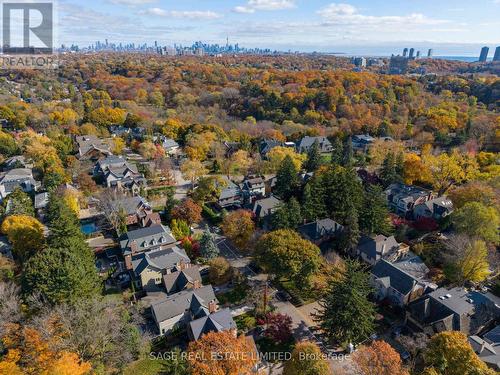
[
  {"xmin": 352, "ymin": 134, "xmax": 394, "ymax": 151},
  {"xmin": 109, "ymin": 126, "xmax": 130, "ymax": 138},
  {"xmin": 352, "ymin": 134, "xmax": 375, "ymax": 151},
  {"xmin": 188, "ymin": 308, "xmax": 237, "ymax": 341},
  {"xmin": 259, "ymin": 139, "xmax": 283, "ymax": 157},
  {"xmin": 163, "ymin": 265, "xmax": 202, "ymax": 295},
  {"xmin": 356, "ymin": 234, "xmax": 409, "ymax": 265},
  {"xmin": 414, "ymin": 196, "xmax": 454, "ymax": 221},
  {"xmin": 131, "ymin": 246, "xmax": 190, "ymax": 291},
  {"xmin": 385, "ymin": 183, "xmax": 433, "ymax": 218},
  {"xmin": 298, "ymin": 218, "xmax": 343, "ymax": 245},
  {"xmin": 223, "ymin": 141, "xmax": 241, "ymax": 157},
  {"xmin": 371, "ymin": 258, "xmax": 434, "ymax": 307},
  {"xmin": 406, "ymin": 287, "xmax": 500, "ymax": 335},
  {"xmin": 131, "ymin": 127, "xmax": 146, "ymax": 140},
  {"xmin": 94, "ymin": 155, "xmax": 134, "ymax": 177},
  {"xmin": 217, "ymin": 178, "xmax": 243, "ymax": 208},
  {"xmin": 110, "ymin": 195, "xmax": 158, "ymax": 228},
  {"xmin": 34, "ymin": 192, "xmax": 49, "ymax": 219},
  {"xmin": 2, "ymin": 156, "xmax": 32, "ymax": 170},
  {"xmin": 76, "ymin": 135, "xmax": 112, "ymax": 161},
  {"xmin": 297, "ymin": 136, "xmax": 333, "ymax": 154},
  {"xmin": 151, "ymin": 285, "xmax": 218, "ymax": 335},
  {"xmin": 0, "ymin": 235, "xmax": 12, "ymax": 259},
  {"xmin": 120, "ymin": 224, "xmax": 177, "ymax": 266},
  {"xmin": 241, "ymin": 176, "xmax": 266, "ymax": 201},
  {"xmin": 252, "ymin": 195, "xmax": 281, "ymax": 220},
  {"xmin": 161, "ymin": 138, "xmax": 180, "ymax": 156},
  {"xmin": 469, "ymin": 325, "xmax": 500, "ymax": 371},
  {"xmin": 0, "ymin": 168, "xmax": 38, "ymax": 201},
  {"xmin": 103, "ymin": 163, "xmax": 146, "ymax": 195}
]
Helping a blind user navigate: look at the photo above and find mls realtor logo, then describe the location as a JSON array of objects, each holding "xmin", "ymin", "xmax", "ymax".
[{"xmin": 1, "ymin": 1, "xmax": 57, "ymax": 68}]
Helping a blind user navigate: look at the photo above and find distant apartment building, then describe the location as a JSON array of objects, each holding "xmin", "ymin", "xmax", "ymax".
[
  {"xmin": 389, "ymin": 56, "xmax": 409, "ymax": 74},
  {"xmin": 409, "ymin": 48, "xmax": 415, "ymax": 59},
  {"xmin": 427, "ymin": 49, "xmax": 433, "ymax": 58},
  {"xmin": 352, "ymin": 57, "xmax": 366, "ymax": 68},
  {"xmin": 479, "ymin": 46, "xmax": 489, "ymax": 62},
  {"xmin": 494, "ymin": 46, "xmax": 500, "ymax": 62}
]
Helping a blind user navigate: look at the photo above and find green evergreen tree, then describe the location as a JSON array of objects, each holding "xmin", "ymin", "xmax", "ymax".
[
  {"xmin": 22, "ymin": 245, "xmax": 101, "ymax": 305},
  {"xmin": 380, "ymin": 152, "xmax": 399, "ymax": 187},
  {"xmin": 330, "ymin": 137, "xmax": 343, "ymax": 166},
  {"xmin": 395, "ymin": 151, "xmax": 404, "ymax": 178},
  {"xmin": 271, "ymin": 197, "xmax": 302, "ymax": 230},
  {"xmin": 199, "ymin": 227, "xmax": 219, "ymax": 260},
  {"xmin": 304, "ymin": 140, "xmax": 321, "ymax": 172},
  {"xmin": 301, "ymin": 176, "xmax": 326, "ymax": 222},
  {"xmin": 323, "ymin": 165, "xmax": 363, "ymax": 224},
  {"xmin": 23, "ymin": 193, "xmax": 101, "ymax": 304},
  {"xmin": 359, "ymin": 184, "xmax": 393, "ymax": 235},
  {"xmin": 341, "ymin": 135, "xmax": 354, "ymax": 167},
  {"xmin": 3, "ymin": 187, "xmax": 34, "ymax": 216},
  {"xmin": 339, "ymin": 200, "xmax": 360, "ymax": 254},
  {"xmin": 314, "ymin": 260, "xmax": 376, "ymax": 346},
  {"xmin": 275, "ymin": 155, "xmax": 300, "ymax": 201}
]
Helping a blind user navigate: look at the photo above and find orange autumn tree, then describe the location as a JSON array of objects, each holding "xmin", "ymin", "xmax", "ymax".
[
  {"xmin": 0, "ymin": 324, "xmax": 91, "ymax": 375},
  {"xmin": 353, "ymin": 340, "xmax": 410, "ymax": 375},
  {"xmin": 187, "ymin": 331, "xmax": 257, "ymax": 375},
  {"xmin": 221, "ymin": 210, "xmax": 255, "ymax": 249}
]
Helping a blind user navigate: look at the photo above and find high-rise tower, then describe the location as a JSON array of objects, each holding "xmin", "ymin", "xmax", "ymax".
[
  {"xmin": 493, "ymin": 46, "xmax": 500, "ymax": 62},
  {"xmin": 479, "ymin": 46, "xmax": 489, "ymax": 62}
]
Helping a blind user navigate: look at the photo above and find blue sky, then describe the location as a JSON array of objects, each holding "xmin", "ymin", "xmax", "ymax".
[{"xmin": 57, "ymin": 0, "xmax": 500, "ymax": 55}]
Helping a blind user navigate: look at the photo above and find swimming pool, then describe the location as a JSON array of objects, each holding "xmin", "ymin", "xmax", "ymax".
[{"xmin": 81, "ymin": 221, "xmax": 99, "ymax": 235}]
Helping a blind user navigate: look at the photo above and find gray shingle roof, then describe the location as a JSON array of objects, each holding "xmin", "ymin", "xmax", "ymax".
[
  {"xmin": 252, "ymin": 196, "xmax": 281, "ymax": 218},
  {"xmin": 163, "ymin": 266, "xmax": 202, "ymax": 294},
  {"xmin": 120, "ymin": 224, "xmax": 176, "ymax": 255},
  {"xmin": 152, "ymin": 285, "xmax": 217, "ymax": 323},
  {"xmin": 298, "ymin": 218, "xmax": 343, "ymax": 241},
  {"xmin": 357, "ymin": 234, "xmax": 400, "ymax": 261},
  {"xmin": 297, "ymin": 136, "xmax": 332, "ymax": 153},
  {"xmin": 372, "ymin": 259, "xmax": 420, "ymax": 296},
  {"xmin": 189, "ymin": 308, "xmax": 236, "ymax": 340},
  {"xmin": 132, "ymin": 245, "xmax": 189, "ymax": 275}
]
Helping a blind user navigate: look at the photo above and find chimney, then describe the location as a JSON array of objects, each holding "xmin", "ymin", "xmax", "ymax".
[
  {"xmin": 193, "ymin": 279, "xmax": 201, "ymax": 289},
  {"xmin": 208, "ymin": 300, "xmax": 217, "ymax": 314},
  {"xmin": 130, "ymin": 241, "xmax": 138, "ymax": 255},
  {"xmin": 124, "ymin": 255, "xmax": 132, "ymax": 270},
  {"xmin": 179, "ymin": 259, "xmax": 187, "ymax": 271}
]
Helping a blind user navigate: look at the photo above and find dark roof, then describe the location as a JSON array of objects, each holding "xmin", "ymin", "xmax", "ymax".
[
  {"xmin": 408, "ymin": 287, "xmax": 500, "ymax": 328},
  {"xmin": 152, "ymin": 285, "xmax": 217, "ymax": 323},
  {"xmin": 163, "ymin": 266, "xmax": 202, "ymax": 294},
  {"xmin": 372, "ymin": 259, "xmax": 420, "ymax": 295},
  {"xmin": 132, "ymin": 246, "xmax": 189, "ymax": 275},
  {"xmin": 120, "ymin": 224, "xmax": 176, "ymax": 255},
  {"xmin": 357, "ymin": 234, "xmax": 400, "ymax": 261},
  {"xmin": 189, "ymin": 308, "xmax": 236, "ymax": 340},
  {"xmin": 298, "ymin": 218, "xmax": 343, "ymax": 241},
  {"xmin": 252, "ymin": 196, "xmax": 281, "ymax": 218}
]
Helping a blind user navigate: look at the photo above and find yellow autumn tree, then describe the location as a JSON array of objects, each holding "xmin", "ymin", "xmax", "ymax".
[
  {"xmin": 403, "ymin": 153, "xmax": 431, "ymax": 185},
  {"xmin": 1, "ymin": 215, "xmax": 45, "ymax": 261},
  {"xmin": 0, "ymin": 324, "xmax": 91, "ymax": 375},
  {"xmin": 187, "ymin": 331, "xmax": 257, "ymax": 375},
  {"xmin": 111, "ymin": 137, "xmax": 126, "ymax": 155},
  {"xmin": 423, "ymin": 149, "xmax": 479, "ymax": 196},
  {"xmin": 266, "ymin": 146, "xmax": 306, "ymax": 172},
  {"xmin": 424, "ymin": 331, "xmax": 496, "ymax": 375}
]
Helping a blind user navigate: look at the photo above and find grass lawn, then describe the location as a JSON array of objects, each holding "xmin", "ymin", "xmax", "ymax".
[
  {"xmin": 216, "ymin": 283, "xmax": 249, "ymax": 305},
  {"xmin": 278, "ymin": 279, "xmax": 319, "ymax": 306},
  {"xmin": 234, "ymin": 312, "xmax": 257, "ymax": 332},
  {"xmin": 123, "ymin": 358, "xmax": 172, "ymax": 375}
]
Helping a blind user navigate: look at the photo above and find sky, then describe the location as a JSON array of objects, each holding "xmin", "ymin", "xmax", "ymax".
[{"xmin": 54, "ymin": 0, "xmax": 500, "ymax": 56}]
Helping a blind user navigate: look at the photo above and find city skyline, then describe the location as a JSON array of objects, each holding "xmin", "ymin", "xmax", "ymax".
[{"xmin": 55, "ymin": 0, "xmax": 500, "ymax": 56}]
